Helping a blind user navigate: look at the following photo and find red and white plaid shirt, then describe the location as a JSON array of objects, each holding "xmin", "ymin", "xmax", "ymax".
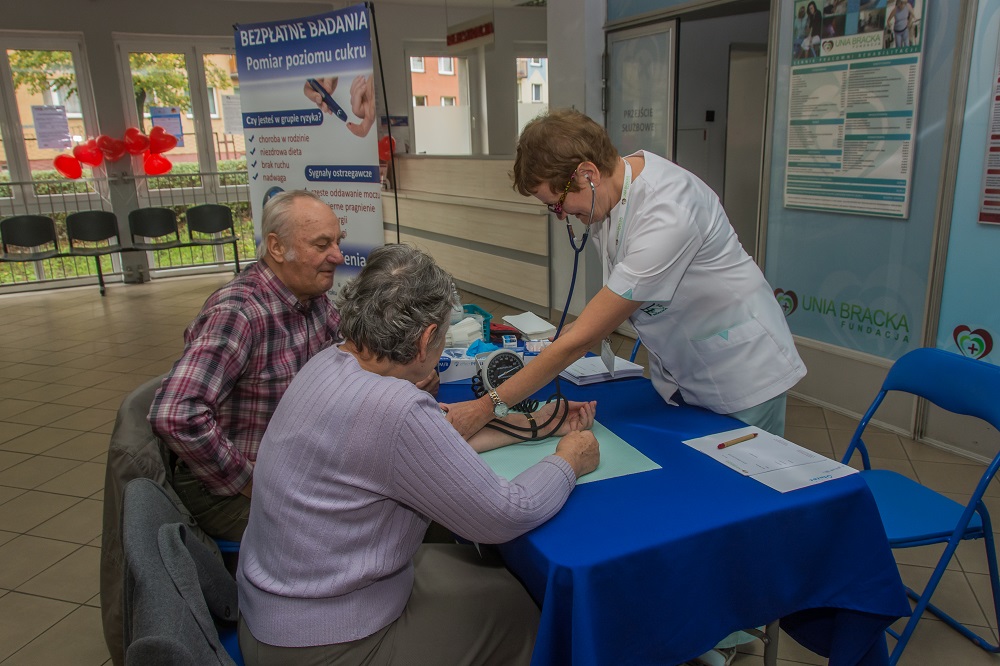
[{"xmin": 149, "ymin": 261, "xmax": 340, "ymax": 496}]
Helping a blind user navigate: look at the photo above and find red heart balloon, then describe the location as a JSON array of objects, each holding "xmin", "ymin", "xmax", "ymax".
[
  {"xmin": 123, "ymin": 127, "xmax": 149, "ymax": 155},
  {"xmin": 53, "ymin": 154, "xmax": 83, "ymax": 179},
  {"xmin": 143, "ymin": 151, "xmax": 173, "ymax": 176},
  {"xmin": 148, "ymin": 125, "xmax": 178, "ymax": 154},
  {"xmin": 73, "ymin": 139, "xmax": 104, "ymax": 167},
  {"xmin": 97, "ymin": 134, "xmax": 127, "ymax": 162},
  {"xmin": 378, "ymin": 135, "xmax": 395, "ymax": 162}
]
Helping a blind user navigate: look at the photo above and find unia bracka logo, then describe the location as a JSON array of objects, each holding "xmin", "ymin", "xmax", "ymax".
[
  {"xmin": 773, "ymin": 289, "xmax": 798, "ymax": 316},
  {"xmin": 953, "ymin": 325, "xmax": 993, "ymax": 360}
]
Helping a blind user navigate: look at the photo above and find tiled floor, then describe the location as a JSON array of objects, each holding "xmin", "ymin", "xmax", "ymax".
[{"xmin": 0, "ymin": 273, "xmax": 997, "ymax": 665}]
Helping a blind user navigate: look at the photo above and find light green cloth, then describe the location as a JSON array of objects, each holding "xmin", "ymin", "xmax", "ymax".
[{"xmin": 479, "ymin": 420, "xmax": 660, "ymax": 484}]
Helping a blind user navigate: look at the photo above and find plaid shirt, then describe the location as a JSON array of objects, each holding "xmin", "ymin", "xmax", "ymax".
[{"xmin": 149, "ymin": 261, "xmax": 340, "ymax": 496}]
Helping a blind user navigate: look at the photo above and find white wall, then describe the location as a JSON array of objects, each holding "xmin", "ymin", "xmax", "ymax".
[{"xmin": 675, "ymin": 10, "xmax": 770, "ymax": 196}]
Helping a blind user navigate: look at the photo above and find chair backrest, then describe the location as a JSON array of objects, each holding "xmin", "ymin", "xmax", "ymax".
[
  {"xmin": 186, "ymin": 204, "xmax": 234, "ymax": 236},
  {"xmin": 129, "ymin": 208, "xmax": 179, "ymax": 241},
  {"xmin": 1, "ymin": 214, "xmax": 59, "ymax": 252},
  {"xmin": 101, "ymin": 374, "xmax": 222, "ymax": 666},
  {"xmin": 882, "ymin": 347, "xmax": 1000, "ymax": 433},
  {"xmin": 122, "ymin": 478, "xmax": 238, "ymax": 666},
  {"xmin": 67, "ymin": 210, "xmax": 120, "ymax": 246}
]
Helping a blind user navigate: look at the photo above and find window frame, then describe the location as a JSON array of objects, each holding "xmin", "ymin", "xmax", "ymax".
[
  {"xmin": 438, "ymin": 57, "xmax": 455, "ymax": 75},
  {"xmin": 410, "ymin": 56, "xmax": 425, "ymax": 72},
  {"xmin": 0, "ymin": 30, "xmax": 102, "ymax": 213},
  {"xmin": 113, "ymin": 35, "xmax": 239, "ymax": 202}
]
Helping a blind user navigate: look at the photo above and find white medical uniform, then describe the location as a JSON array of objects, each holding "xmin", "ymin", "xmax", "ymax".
[{"xmin": 599, "ymin": 151, "xmax": 805, "ymax": 413}]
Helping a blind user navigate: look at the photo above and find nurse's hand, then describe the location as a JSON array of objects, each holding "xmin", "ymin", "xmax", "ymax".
[{"xmin": 442, "ymin": 398, "xmax": 494, "ymax": 439}]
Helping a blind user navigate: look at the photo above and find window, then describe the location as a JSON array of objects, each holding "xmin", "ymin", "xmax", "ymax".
[
  {"xmin": 438, "ymin": 57, "xmax": 454, "ymax": 75},
  {"xmin": 441, "ymin": 96, "xmax": 456, "ymax": 106},
  {"xmin": 410, "ymin": 56, "xmax": 425, "ymax": 72},
  {"xmin": 4, "ymin": 44, "xmax": 99, "ymax": 184},
  {"xmin": 413, "ymin": 95, "xmax": 427, "ymax": 106},
  {"xmin": 407, "ymin": 49, "xmax": 473, "ymax": 155},
  {"xmin": 44, "ymin": 84, "xmax": 82, "ymax": 117},
  {"xmin": 515, "ymin": 57, "xmax": 548, "ymax": 139},
  {"xmin": 202, "ymin": 54, "xmax": 242, "ymax": 177}
]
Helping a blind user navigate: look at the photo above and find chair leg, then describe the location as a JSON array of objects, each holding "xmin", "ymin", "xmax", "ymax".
[
  {"xmin": 889, "ymin": 537, "xmax": 964, "ymax": 665},
  {"xmin": 94, "ymin": 257, "xmax": 106, "ymax": 296},
  {"xmin": 232, "ymin": 240, "xmax": 240, "ymax": 274},
  {"xmin": 763, "ymin": 620, "xmax": 779, "ymax": 666}
]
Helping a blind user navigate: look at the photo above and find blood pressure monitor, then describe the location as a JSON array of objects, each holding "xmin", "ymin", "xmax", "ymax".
[{"xmin": 471, "ymin": 349, "xmax": 526, "ymax": 416}]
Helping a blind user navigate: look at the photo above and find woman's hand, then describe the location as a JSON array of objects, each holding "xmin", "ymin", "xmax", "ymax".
[
  {"xmin": 442, "ymin": 398, "xmax": 494, "ymax": 440},
  {"xmin": 534, "ymin": 399, "xmax": 597, "ymax": 437}
]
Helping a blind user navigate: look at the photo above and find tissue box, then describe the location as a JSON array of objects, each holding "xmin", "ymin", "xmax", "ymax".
[{"xmin": 438, "ymin": 348, "xmax": 479, "ymax": 383}]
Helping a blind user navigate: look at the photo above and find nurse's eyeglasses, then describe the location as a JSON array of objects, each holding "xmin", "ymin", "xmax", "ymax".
[{"xmin": 547, "ymin": 173, "xmax": 576, "ymax": 215}]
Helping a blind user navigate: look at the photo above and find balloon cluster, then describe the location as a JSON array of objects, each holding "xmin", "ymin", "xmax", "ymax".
[{"xmin": 52, "ymin": 126, "xmax": 179, "ymax": 179}]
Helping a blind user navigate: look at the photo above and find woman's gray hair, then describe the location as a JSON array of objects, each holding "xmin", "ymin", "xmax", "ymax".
[
  {"xmin": 337, "ymin": 244, "xmax": 456, "ymax": 364},
  {"xmin": 257, "ymin": 190, "xmax": 325, "ymax": 259}
]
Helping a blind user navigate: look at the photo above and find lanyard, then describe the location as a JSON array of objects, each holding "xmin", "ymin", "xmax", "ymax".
[{"xmin": 608, "ymin": 157, "xmax": 633, "ymax": 269}]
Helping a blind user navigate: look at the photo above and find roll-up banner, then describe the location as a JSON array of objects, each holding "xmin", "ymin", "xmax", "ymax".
[{"xmin": 235, "ymin": 4, "xmax": 382, "ymax": 294}]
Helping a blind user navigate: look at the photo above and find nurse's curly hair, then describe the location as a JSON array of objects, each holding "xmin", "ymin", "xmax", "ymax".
[
  {"xmin": 512, "ymin": 109, "xmax": 620, "ymax": 198},
  {"xmin": 336, "ymin": 244, "xmax": 455, "ymax": 364}
]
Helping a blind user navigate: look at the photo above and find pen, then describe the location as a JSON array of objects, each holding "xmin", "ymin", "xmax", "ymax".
[
  {"xmin": 307, "ymin": 78, "xmax": 348, "ymax": 123},
  {"xmin": 717, "ymin": 432, "xmax": 758, "ymax": 449}
]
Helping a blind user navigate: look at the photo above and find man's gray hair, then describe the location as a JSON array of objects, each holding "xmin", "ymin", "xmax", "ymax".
[
  {"xmin": 337, "ymin": 244, "xmax": 456, "ymax": 364},
  {"xmin": 257, "ymin": 190, "xmax": 326, "ymax": 260}
]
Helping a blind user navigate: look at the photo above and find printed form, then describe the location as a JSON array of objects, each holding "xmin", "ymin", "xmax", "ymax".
[{"xmin": 683, "ymin": 426, "xmax": 857, "ymax": 493}]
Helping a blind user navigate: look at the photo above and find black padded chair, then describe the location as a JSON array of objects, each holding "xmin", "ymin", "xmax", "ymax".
[
  {"xmin": 128, "ymin": 207, "xmax": 183, "ymax": 251},
  {"xmin": 0, "ymin": 214, "xmax": 63, "ymax": 261},
  {"xmin": 185, "ymin": 204, "xmax": 240, "ymax": 274},
  {"xmin": 66, "ymin": 210, "xmax": 124, "ymax": 296}
]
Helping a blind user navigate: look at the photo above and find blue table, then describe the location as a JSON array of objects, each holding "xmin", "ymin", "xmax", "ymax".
[{"xmin": 439, "ymin": 377, "xmax": 910, "ymax": 666}]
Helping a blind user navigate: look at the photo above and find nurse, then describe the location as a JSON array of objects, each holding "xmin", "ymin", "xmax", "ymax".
[{"xmin": 445, "ymin": 108, "xmax": 805, "ymax": 441}]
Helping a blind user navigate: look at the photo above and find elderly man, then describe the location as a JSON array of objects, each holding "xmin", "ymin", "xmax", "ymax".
[{"xmin": 149, "ymin": 190, "xmax": 345, "ymax": 541}]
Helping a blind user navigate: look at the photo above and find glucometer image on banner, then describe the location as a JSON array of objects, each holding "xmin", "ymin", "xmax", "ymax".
[{"xmin": 306, "ymin": 78, "xmax": 348, "ymax": 123}]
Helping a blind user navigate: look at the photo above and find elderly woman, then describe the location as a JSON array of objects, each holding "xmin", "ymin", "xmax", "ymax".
[{"xmin": 236, "ymin": 244, "xmax": 598, "ymax": 666}]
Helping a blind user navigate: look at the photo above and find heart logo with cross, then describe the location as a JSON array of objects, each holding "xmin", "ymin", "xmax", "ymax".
[
  {"xmin": 953, "ymin": 325, "xmax": 993, "ymax": 360},
  {"xmin": 774, "ymin": 289, "xmax": 799, "ymax": 317}
]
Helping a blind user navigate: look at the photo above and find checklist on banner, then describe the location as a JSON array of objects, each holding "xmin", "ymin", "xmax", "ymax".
[{"xmin": 682, "ymin": 426, "xmax": 857, "ymax": 493}]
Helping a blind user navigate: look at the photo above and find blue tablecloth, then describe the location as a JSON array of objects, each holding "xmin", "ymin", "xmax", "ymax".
[{"xmin": 439, "ymin": 377, "xmax": 910, "ymax": 666}]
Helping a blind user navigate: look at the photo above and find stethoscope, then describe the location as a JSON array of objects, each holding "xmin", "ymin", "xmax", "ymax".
[
  {"xmin": 554, "ymin": 174, "xmax": 596, "ymax": 335},
  {"xmin": 478, "ymin": 175, "xmax": 597, "ymax": 442}
]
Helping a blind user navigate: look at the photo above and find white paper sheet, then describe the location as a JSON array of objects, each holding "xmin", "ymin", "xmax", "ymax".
[{"xmin": 682, "ymin": 426, "xmax": 857, "ymax": 493}]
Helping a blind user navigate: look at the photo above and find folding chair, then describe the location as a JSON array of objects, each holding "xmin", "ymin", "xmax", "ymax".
[
  {"xmin": 841, "ymin": 347, "xmax": 1000, "ymax": 664},
  {"xmin": 186, "ymin": 204, "xmax": 241, "ymax": 274},
  {"xmin": 66, "ymin": 210, "xmax": 124, "ymax": 296}
]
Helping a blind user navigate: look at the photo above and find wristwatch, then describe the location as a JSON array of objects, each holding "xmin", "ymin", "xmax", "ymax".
[{"xmin": 488, "ymin": 388, "xmax": 510, "ymax": 418}]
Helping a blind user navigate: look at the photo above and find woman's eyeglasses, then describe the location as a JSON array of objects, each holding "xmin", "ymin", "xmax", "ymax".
[{"xmin": 547, "ymin": 174, "xmax": 575, "ymax": 215}]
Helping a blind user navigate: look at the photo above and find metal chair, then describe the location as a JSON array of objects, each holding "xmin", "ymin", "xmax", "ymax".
[
  {"xmin": 128, "ymin": 207, "xmax": 183, "ymax": 250},
  {"xmin": 841, "ymin": 347, "xmax": 1000, "ymax": 664},
  {"xmin": 185, "ymin": 204, "xmax": 240, "ymax": 274},
  {"xmin": 66, "ymin": 210, "xmax": 123, "ymax": 296},
  {"xmin": 0, "ymin": 214, "xmax": 63, "ymax": 261}
]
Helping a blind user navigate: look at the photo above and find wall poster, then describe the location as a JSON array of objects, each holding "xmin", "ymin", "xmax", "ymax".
[
  {"xmin": 234, "ymin": 4, "xmax": 382, "ymax": 294},
  {"xmin": 784, "ymin": 0, "xmax": 926, "ymax": 219},
  {"xmin": 977, "ymin": 35, "xmax": 1000, "ymax": 225}
]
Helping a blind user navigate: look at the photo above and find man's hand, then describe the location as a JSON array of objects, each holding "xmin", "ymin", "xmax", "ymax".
[
  {"xmin": 416, "ymin": 370, "xmax": 440, "ymax": 397},
  {"xmin": 554, "ymin": 430, "xmax": 599, "ymax": 478},
  {"xmin": 346, "ymin": 75, "xmax": 375, "ymax": 138}
]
